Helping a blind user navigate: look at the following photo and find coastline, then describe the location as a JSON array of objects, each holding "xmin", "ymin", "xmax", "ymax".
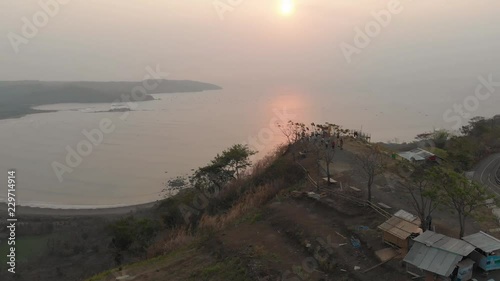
[{"xmin": 0, "ymin": 201, "xmax": 159, "ymax": 217}]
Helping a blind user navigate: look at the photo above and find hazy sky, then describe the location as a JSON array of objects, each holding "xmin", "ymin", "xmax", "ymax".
[{"xmin": 1, "ymin": 0, "xmax": 500, "ymax": 90}]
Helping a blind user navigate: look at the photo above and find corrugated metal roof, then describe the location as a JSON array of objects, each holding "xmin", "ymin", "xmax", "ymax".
[
  {"xmin": 378, "ymin": 216, "xmax": 421, "ymax": 240},
  {"xmin": 394, "ymin": 209, "xmax": 419, "ymax": 223},
  {"xmin": 398, "ymin": 148, "xmax": 435, "ymax": 162},
  {"xmin": 462, "ymin": 231, "xmax": 500, "ymax": 253},
  {"xmin": 414, "ymin": 231, "xmax": 476, "ymax": 256},
  {"xmin": 404, "ymin": 242, "xmax": 463, "ymax": 277}
]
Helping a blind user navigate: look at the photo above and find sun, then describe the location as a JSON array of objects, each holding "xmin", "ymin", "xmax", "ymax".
[{"xmin": 280, "ymin": 0, "xmax": 295, "ymax": 16}]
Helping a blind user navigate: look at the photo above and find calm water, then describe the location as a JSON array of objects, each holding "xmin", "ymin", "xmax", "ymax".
[{"xmin": 1, "ymin": 85, "xmax": 498, "ymax": 207}]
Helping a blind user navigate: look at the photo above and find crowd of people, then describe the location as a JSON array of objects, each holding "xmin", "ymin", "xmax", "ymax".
[{"xmin": 306, "ymin": 130, "xmax": 346, "ymax": 151}]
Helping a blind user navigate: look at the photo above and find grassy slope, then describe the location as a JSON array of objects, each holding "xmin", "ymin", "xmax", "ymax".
[{"xmin": 85, "ymin": 143, "xmax": 413, "ymax": 281}]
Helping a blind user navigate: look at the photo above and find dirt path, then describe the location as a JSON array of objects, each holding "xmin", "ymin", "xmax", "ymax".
[
  {"xmin": 219, "ymin": 195, "xmax": 411, "ymax": 281},
  {"xmin": 313, "ymin": 140, "xmax": 485, "ymax": 238}
]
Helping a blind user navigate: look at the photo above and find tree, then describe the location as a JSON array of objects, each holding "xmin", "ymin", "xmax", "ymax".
[
  {"xmin": 218, "ymin": 144, "xmax": 257, "ymax": 179},
  {"xmin": 163, "ymin": 176, "xmax": 191, "ymax": 197},
  {"xmin": 435, "ymin": 168, "xmax": 494, "ymax": 237},
  {"xmin": 399, "ymin": 164, "xmax": 440, "ymax": 231},
  {"xmin": 460, "ymin": 116, "xmax": 488, "ymax": 137},
  {"xmin": 308, "ymin": 133, "xmax": 336, "ymax": 188},
  {"xmin": 303, "ymin": 122, "xmax": 339, "ymax": 188},
  {"xmin": 323, "ymin": 145, "xmax": 336, "ymax": 185},
  {"xmin": 446, "ymin": 136, "xmax": 477, "ymax": 171},
  {"xmin": 108, "ymin": 216, "xmax": 160, "ymax": 262},
  {"xmin": 277, "ymin": 120, "xmax": 307, "ymax": 147},
  {"xmin": 191, "ymin": 144, "xmax": 256, "ymax": 191},
  {"xmin": 356, "ymin": 146, "xmax": 386, "ymax": 202},
  {"xmin": 416, "ymin": 129, "xmax": 450, "ymax": 149}
]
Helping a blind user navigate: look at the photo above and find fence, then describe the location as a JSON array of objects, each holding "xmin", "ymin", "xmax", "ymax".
[{"xmin": 295, "ymin": 161, "xmax": 391, "ymax": 219}]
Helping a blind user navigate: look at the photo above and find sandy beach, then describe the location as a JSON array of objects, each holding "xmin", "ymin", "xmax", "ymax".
[{"xmin": 0, "ymin": 201, "xmax": 159, "ymax": 217}]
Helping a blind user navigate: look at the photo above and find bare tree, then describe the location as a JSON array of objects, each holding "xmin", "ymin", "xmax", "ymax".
[
  {"xmin": 322, "ymin": 145, "xmax": 336, "ymax": 185},
  {"xmin": 277, "ymin": 120, "xmax": 306, "ymax": 148},
  {"xmin": 398, "ymin": 165, "xmax": 440, "ymax": 230},
  {"xmin": 356, "ymin": 146, "xmax": 386, "ymax": 202},
  {"xmin": 310, "ymin": 140, "xmax": 336, "ymax": 186},
  {"xmin": 306, "ymin": 123, "xmax": 337, "ymax": 188}
]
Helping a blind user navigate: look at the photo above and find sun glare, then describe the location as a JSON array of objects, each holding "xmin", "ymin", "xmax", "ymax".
[{"xmin": 280, "ymin": 0, "xmax": 294, "ymax": 16}]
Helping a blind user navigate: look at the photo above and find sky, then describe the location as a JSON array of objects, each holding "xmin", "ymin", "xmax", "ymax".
[{"xmin": 1, "ymin": 0, "xmax": 500, "ymax": 91}]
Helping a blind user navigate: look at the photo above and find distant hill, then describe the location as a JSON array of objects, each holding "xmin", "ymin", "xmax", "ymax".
[{"xmin": 0, "ymin": 80, "xmax": 222, "ymax": 120}]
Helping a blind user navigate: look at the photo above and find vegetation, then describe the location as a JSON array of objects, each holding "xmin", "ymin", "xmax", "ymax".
[
  {"xmin": 433, "ymin": 168, "xmax": 494, "ymax": 237},
  {"xmin": 398, "ymin": 164, "xmax": 440, "ymax": 231},
  {"xmin": 392, "ymin": 116, "xmax": 500, "ymax": 171},
  {"xmin": 108, "ymin": 217, "xmax": 160, "ymax": 264},
  {"xmin": 398, "ymin": 162, "xmax": 493, "ymax": 236},
  {"xmin": 390, "ymin": 115, "xmax": 500, "ymax": 236},
  {"xmin": 190, "ymin": 144, "xmax": 256, "ymax": 191},
  {"xmin": 44, "ymin": 116, "xmax": 500, "ymax": 280}
]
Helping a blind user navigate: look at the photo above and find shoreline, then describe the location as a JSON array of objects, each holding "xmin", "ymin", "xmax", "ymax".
[{"xmin": 0, "ymin": 201, "xmax": 159, "ymax": 217}]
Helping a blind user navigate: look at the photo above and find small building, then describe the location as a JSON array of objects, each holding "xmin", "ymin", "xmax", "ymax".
[
  {"xmin": 462, "ymin": 231, "xmax": 500, "ymax": 272},
  {"xmin": 398, "ymin": 148, "xmax": 439, "ymax": 163},
  {"xmin": 378, "ymin": 210, "xmax": 422, "ymax": 253},
  {"xmin": 404, "ymin": 231, "xmax": 476, "ymax": 280}
]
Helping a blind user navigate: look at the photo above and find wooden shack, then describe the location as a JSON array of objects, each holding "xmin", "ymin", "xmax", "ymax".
[{"xmin": 378, "ymin": 210, "xmax": 422, "ymax": 253}]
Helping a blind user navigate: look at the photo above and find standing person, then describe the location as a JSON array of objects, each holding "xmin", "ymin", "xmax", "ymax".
[
  {"xmin": 332, "ymin": 140, "xmax": 336, "ymax": 150},
  {"xmin": 340, "ymin": 138, "xmax": 344, "ymax": 150}
]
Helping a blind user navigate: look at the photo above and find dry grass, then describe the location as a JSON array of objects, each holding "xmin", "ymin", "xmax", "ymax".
[
  {"xmin": 148, "ymin": 181, "xmax": 284, "ymax": 257},
  {"xmin": 147, "ymin": 226, "xmax": 195, "ymax": 258},
  {"xmin": 199, "ymin": 181, "xmax": 284, "ymax": 231},
  {"xmin": 148, "ymin": 146, "xmax": 296, "ymax": 258},
  {"xmin": 250, "ymin": 145, "xmax": 287, "ymax": 178}
]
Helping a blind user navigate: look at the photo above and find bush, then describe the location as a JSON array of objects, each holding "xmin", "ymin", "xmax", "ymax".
[
  {"xmin": 158, "ymin": 189, "xmax": 198, "ymax": 228},
  {"xmin": 108, "ymin": 216, "xmax": 160, "ymax": 254},
  {"xmin": 253, "ymin": 157, "xmax": 305, "ymax": 186}
]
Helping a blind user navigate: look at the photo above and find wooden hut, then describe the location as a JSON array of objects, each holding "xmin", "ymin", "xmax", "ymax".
[{"xmin": 378, "ymin": 210, "xmax": 422, "ymax": 253}]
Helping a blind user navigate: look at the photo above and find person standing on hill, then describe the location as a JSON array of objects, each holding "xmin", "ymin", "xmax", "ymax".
[{"xmin": 340, "ymin": 138, "xmax": 344, "ymax": 150}]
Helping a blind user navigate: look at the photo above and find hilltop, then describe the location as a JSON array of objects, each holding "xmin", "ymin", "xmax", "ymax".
[{"xmin": 3, "ymin": 119, "xmax": 499, "ymax": 281}]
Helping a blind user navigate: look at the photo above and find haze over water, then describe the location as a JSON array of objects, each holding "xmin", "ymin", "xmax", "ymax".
[
  {"xmin": 0, "ymin": 83, "xmax": 498, "ymax": 207},
  {"xmin": 1, "ymin": 0, "xmax": 500, "ymax": 207}
]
